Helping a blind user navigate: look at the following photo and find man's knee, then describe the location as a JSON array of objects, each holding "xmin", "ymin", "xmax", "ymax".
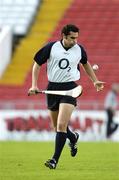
[{"xmin": 57, "ymin": 122, "xmax": 67, "ymax": 132}]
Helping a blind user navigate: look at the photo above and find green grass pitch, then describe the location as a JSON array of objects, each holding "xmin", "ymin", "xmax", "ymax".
[{"xmin": 0, "ymin": 141, "xmax": 119, "ymax": 180}]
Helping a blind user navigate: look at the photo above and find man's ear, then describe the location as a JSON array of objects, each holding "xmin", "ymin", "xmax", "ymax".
[{"xmin": 62, "ymin": 33, "xmax": 67, "ymax": 39}]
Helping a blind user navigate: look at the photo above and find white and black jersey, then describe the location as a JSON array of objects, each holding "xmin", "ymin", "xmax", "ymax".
[{"xmin": 34, "ymin": 41, "xmax": 88, "ymax": 82}]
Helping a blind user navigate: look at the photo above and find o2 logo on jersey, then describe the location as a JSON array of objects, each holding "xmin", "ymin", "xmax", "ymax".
[{"xmin": 58, "ymin": 58, "xmax": 71, "ymax": 72}]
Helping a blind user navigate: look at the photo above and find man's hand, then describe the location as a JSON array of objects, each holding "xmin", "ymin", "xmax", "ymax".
[
  {"xmin": 28, "ymin": 87, "xmax": 39, "ymax": 96},
  {"xmin": 94, "ymin": 81, "xmax": 105, "ymax": 92}
]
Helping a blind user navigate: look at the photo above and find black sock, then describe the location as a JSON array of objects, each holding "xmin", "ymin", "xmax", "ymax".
[
  {"xmin": 52, "ymin": 132, "xmax": 67, "ymax": 163},
  {"xmin": 67, "ymin": 126, "xmax": 76, "ymax": 143}
]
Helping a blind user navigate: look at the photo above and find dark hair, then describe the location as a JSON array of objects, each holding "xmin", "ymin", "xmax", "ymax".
[{"xmin": 61, "ymin": 24, "xmax": 79, "ymax": 36}]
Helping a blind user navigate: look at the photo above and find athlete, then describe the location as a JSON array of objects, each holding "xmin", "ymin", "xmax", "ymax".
[
  {"xmin": 28, "ymin": 24, "xmax": 104, "ymax": 169},
  {"xmin": 104, "ymin": 84, "xmax": 119, "ymax": 138}
]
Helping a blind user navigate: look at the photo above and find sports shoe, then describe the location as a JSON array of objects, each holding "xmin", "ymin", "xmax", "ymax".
[
  {"xmin": 68, "ymin": 132, "xmax": 79, "ymax": 157},
  {"xmin": 44, "ymin": 159, "xmax": 57, "ymax": 169}
]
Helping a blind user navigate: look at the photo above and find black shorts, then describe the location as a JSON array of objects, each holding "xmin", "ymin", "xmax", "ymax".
[{"xmin": 46, "ymin": 81, "xmax": 77, "ymax": 111}]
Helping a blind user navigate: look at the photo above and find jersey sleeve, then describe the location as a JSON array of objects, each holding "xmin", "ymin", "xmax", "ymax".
[
  {"xmin": 79, "ymin": 45, "xmax": 88, "ymax": 64},
  {"xmin": 34, "ymin": 42, "xmax": 55, "ymax": 65}
]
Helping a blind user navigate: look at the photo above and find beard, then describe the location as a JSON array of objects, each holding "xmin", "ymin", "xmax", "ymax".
[{"xmin": 69, "ymin": 43, "xmax": 75, "ymax": 48}]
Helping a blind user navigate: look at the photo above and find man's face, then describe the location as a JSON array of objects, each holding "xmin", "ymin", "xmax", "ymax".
[{"xmin": 63, "ymin": 31, "xmax": 79, "ymax": 48}]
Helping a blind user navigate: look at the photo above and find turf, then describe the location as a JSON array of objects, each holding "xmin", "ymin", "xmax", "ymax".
[{"xmin": 0, "ymin": 141, "xmax": 119, "ymax": 180}]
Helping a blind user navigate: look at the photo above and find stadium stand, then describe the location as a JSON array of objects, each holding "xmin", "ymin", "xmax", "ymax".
[
  {"xmin": 0, "ymin": 0, "xmax": 119, "ymax": 110},
  {"xmin": 0, "ymin": 0, "xmax": 72, "ymax": 109},
  {"xmin": 0, "ymin": 0, "xmax": 40, "ymax": 35}
]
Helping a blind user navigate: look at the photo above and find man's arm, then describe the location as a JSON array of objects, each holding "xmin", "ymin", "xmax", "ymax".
[
  {"xmin": 28, "ymin": 62, "xmax": 41, "ymax": 95},
  {"xmin": 82, "ymin": 61, "xmax": 105, "ymax": 91}
]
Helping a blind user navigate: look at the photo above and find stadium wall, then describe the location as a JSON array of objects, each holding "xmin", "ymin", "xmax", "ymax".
[
  {"xmin": 0, "ymin": 26, "xmax": 12, "ymax": 77},
  {"xmin": 0, "ymin": 110, "xmax": 119, "ymax": 141}
]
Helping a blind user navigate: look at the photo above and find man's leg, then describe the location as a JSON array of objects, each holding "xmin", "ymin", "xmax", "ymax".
[
  {"xmin": 67, "ymin": 126, "xmax": 78, "ymax": 142},
  {"xmin": 45, "ymin": 103, "xmax": 75, "ymax": 169},
  {"xmin": 48, "ymin": 109, "xmax": 78, "ymax": 142},
  {"xmin": 106, "ymin": 109, "xmax": 113, "ymax": 137},
  {"xmin": 45, "ymin": 110, "xmax": 58, "ymax": 169},
  {"xmin": 52, "ymin": 103, "xmax": 75, "ymax": 162},
  {"xmin": 48, "ymin": 110, "xmax": 59, "ymax": 131},
  {"xmin": 67, "ymin": 126, "xmax": 79, "ymax": 156}
]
